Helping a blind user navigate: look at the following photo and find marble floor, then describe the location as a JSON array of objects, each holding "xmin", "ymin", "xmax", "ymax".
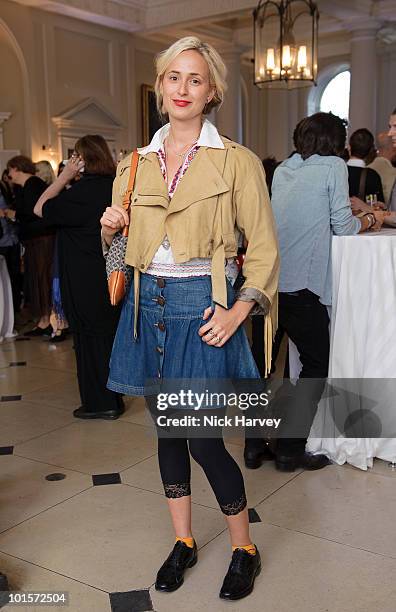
[{"xmin": 0, "ymin": 334, "xmax": 396, "ymax": 612}]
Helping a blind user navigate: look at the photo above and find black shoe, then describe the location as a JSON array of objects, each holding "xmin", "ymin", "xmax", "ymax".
[
  {"xmin": 49, "ymin": 331, "xmax": 67, "ymax": 343},
  {"xmin": 275, "ymin": 452, "xmax": 331, "ymax": 472},
  {"xmin": 155, "ymin": 540, "xmax": 197, "ymax": 592},
  {"xmin": 73, "ymin": 406, "xmax": 125, "ymax": 420},
  {"xmin": 219, "ymin": 546, "xmax": 261, "ymax": 601},
  {"xmin": 24, "ymin": 325, "xmax": 52, "ymax": 337},
  {"xmin": 244, "ymin": 443, "xmax": 275, "ymax": 469}
]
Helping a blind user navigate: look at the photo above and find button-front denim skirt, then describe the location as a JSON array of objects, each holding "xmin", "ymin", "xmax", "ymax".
[{"xmin": 107, "ymin": 273, "xmax": 260, "ymax": 396}]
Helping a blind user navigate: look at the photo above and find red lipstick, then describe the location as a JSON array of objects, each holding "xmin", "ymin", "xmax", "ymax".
[{"xmin": 173, "ymin": 100, "xmax": 192, "ymax": 107}]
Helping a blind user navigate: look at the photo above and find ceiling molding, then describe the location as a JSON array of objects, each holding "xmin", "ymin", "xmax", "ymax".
[
  {"xmin": 7, "ymin": 0, "xmax": 396, "ymax": 41},
  {"xmin": 9, "ymin": 0, "xmax": 144, "ymax": 32}
]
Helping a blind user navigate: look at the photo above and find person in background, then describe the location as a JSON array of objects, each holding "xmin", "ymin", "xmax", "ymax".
[
  {"xmin": 368, "ymin": 133, "xmax": 396, "ymax": 207},
  {"xmin": 33, "ymin": 135, "xmax": 124, "ymax": 420},
  {"xmin": 261, "ymin": 156, "xmax": 280, "ymax": 198},
  {"xmin": 387, "ymin": 108, "xmax": 396, "ymax": 209},
  {"xmin": 354, "ymin": 107, "xmax": 396, "ymax": 215},
  {"xmin": 35, "ymin": 161, "xmax": 69, "ymax": 341},
  {"xmin": 7, "ymin": 155, "xmax": 55, "ymax": 335},
  {"xmin": 347, "ymin": 129, "xmax": 384, "ymax": 203},
  {"xmin": 35, "ymin": 160, "xmax": 56, "ymax": 186},
  {"xmin": 0, "ymin": 182, "xmax": 21, "ymax": 312},
  {"xmin": 57, "ymin": 161, "xmax": 65, "ymax": 177},
  {"xmin": 269, "ymin": 112, "xmax": 385, "ymax": 472},
  {"xmin": 1, "ymin": 169, "xmax": 15, "ymax": 208},
  {"xmin": 36, "ymin": 159, "xmax": 69, "ymax": 339}
]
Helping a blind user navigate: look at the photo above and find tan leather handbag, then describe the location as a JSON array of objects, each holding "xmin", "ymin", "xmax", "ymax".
[{"xmin": 106, "ymin": 150, "xmax": 139, "ymax": 305}]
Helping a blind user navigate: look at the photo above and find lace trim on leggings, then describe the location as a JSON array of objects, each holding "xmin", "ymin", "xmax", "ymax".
[
  {"xmin": 220, "ymin": 493, "xmax": 247, "ymax": 516},
  {"xmin": 164, "ymin": 483, "xmax": 191, "ymax": 499}
]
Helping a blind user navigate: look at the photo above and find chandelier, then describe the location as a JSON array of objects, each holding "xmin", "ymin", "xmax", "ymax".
[{"xmin": 253, "ymin": 0, "xmax": 319, "ymax": 89}]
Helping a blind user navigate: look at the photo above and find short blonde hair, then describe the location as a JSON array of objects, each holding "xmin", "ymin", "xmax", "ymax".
[{"xmin": 154, "ymin": 37, "xmax": 227, "ymax": 116}]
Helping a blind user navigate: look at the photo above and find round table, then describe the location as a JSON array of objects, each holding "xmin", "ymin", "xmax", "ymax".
[{"xmin": 290, "ymin": 229, "xmax": 396, "ymax": 469}]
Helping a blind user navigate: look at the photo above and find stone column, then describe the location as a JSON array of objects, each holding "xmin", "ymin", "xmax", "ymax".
[
  {"xmin": 349, "ymin": 25, "xmax": 379, "ymax": 134},
  {"xmin": 216, "ymin": 51, "xmax": 243, "ymax": 143}
]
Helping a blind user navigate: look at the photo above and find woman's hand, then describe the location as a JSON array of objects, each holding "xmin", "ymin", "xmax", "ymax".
[
  {"xmin": 199, "ymin": 300, "xmax": 254, "ymax": 347},
  {"xmin": 61, "ymin": 156, "xmax": 84, "ymax": 182},
  {"xmin": 33, "ymin": 158, "xmax": 82, "ymax": 218},
  {"xmin": 100, "ymin": 204, "xmax": 129, "ymax": 239}
]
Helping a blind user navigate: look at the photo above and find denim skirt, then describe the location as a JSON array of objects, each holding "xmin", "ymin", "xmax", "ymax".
[{"xmin": 107, "ymin": 273, "xmax": 260, "ymax": 396}]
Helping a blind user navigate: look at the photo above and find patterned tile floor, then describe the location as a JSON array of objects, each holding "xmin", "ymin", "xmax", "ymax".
[{"xmin": 0, "ymin": 334, "xmax": 395, "ymax": 612}]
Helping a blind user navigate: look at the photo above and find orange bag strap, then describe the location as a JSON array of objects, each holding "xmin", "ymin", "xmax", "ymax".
[{"xmin": 121, "ymin": 150, "xmax": 139, "ymax": 237}]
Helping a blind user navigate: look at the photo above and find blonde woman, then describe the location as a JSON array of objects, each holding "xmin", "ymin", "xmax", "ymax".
[
  {"xmin": 101, "ymin": 37, "xmax": 279, "ymax": 600},
  {"xmin": 35, "ymin": 160, "xmax": 56, "ymax": 186}
]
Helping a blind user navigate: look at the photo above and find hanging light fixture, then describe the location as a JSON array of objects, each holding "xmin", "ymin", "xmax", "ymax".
[{"xmin": 253, "ymin": 0, "xmax": 319, "ymax": 89}]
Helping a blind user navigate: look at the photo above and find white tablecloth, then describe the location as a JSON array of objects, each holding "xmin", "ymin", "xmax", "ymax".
[
  {"xmin": 295, "ymin": 229, "xmax": 396, "ymax": 469},
  {"xmin": 0, "ymin": 255, "xmax": 14, "ymax": 340}
]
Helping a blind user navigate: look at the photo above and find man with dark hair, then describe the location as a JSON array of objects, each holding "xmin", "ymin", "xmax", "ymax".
[
  {"xmin": 347, "ymin": 129, "xmax": 384, "ymax": 203},
  {"xmin": 267, "ymin": 112, "xmax": 384, "ymax": 472},
  {"xmin": 295, "ymin": 112, "xmax": 347, "ymax": 160},
  {"xmin": 6, "ymin": 155, "xmax": 36, "ymax": 176}
]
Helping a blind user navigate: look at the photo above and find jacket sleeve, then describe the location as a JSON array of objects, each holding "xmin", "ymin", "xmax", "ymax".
[{"xmin": 234, "ymin": 154, "xmax": 280, "ymax": 312}]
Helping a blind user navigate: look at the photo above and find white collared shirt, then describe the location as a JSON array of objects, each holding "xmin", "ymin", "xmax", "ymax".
[
  {"xmin": 138, "ymin": 118, "xmax": 224, "ymax": 156},
  {"xmin": 347, "ymin": 158, "xmax": 366, "ymax": 168}
]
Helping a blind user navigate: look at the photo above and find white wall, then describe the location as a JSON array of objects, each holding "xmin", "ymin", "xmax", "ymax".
[{"xmin": 0, "ymin": 0, "xmax": 159, "ymax": 164}]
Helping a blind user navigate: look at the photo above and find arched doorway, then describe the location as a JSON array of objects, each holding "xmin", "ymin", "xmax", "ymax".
[{"xmin": 0, "ymin": 18, "xmax": 30, "ymax": 164}]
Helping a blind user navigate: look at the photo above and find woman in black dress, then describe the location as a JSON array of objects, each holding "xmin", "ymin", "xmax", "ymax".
[
  {"xmin": 34, "ymin": 135, "xmax": 123, "ymax": 419},
  {"xmin": 7, "ymin": 156, "xmax": 55, "ymax": 333}
]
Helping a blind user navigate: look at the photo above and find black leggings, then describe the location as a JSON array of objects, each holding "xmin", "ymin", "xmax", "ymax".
[{"xmin": 157, "ymin": 436, "xmax": 247, "ymax": 516}]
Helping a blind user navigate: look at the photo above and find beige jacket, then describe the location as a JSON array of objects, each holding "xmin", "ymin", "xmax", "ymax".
[
  {"xmin": 368, "ymin": 157, "xmax": 396, "ymax": 205},
  {"xmin": 111, "ymin": 138, "xmax": 280, "ymax": 371}
]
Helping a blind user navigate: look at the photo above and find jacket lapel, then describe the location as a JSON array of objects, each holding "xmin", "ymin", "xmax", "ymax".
[
  {"xmin": 136, "ymin": 153, "xmax": 169, "ymax": 208},
  {"xmin": 168, "ymin": 148, "xmax": 229, "ymax": 215}
]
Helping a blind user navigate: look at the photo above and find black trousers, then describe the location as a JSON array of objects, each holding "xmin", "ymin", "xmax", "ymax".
[
  {"xmin": 0, "ymin": 244, "xmax": 22, "ymax": 313},
  {"xmin": 276, "ymin": 290, "xmax": 330, "ymax": 456},
  {"xmin": 73, "ymin": 332, "xmax": 122, "ymax": 413}
]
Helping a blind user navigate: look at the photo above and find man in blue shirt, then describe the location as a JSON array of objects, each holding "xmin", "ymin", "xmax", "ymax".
[{"xmin": 270, "ymin": 112, "xmax": 383, "ymax": 471}]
